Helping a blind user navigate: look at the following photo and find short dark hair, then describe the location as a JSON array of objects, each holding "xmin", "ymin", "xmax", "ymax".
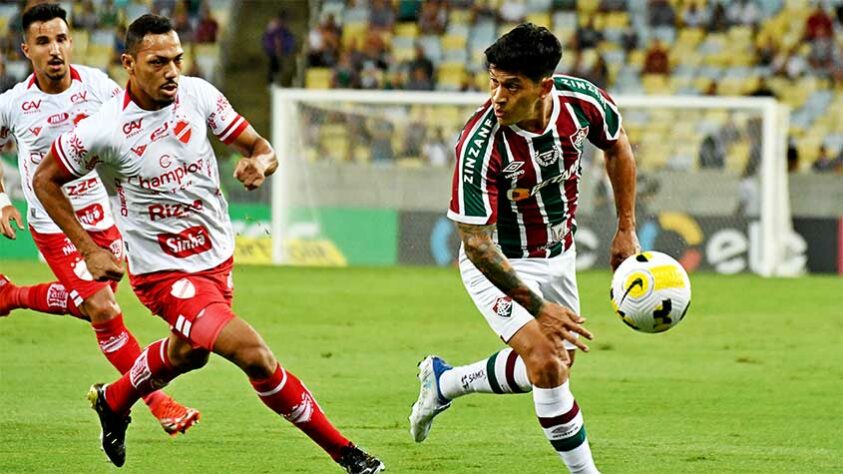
[
  {"xmin": 125, "ymin": 14, "xmax": 174, "ymax": 55},
  {"xmin": 484, "ymin": 23, "xmax": 562, "ymax": 82},
  {"xmin": 21, "ymin": 3, "xmax": 67, "ymax": 35}
]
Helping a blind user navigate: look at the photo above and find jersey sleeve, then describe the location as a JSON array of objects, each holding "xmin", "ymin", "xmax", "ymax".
[
  {"xmin": 50, "ymin": 108, "xmax": 113, "ymax": 177},
  {"xmin": 192, "ymin": 78, "xmax": 250, "ymax": 145},
  {"xmin": 584, "ymin": 87, "xmax": 623, "ymax": 150},
  {"xmin": 447, "ymin": 104, "xmax": 501, "ymax": 225}
]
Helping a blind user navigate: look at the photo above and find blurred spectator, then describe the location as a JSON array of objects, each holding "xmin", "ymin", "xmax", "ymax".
[
  {"xmin": 620, "ymin": 25, "xmax": 638, "ymax": 53},
  {"xmin": 407, "ymin": 44, "xmax": 434, "ymax": 80},
  {"xmin": 405, "ymin": 64, "xmax": 433, "ymax": 90},
  {"xmin": 682, "ymin": 2, "xmax": 708, "ymax": 28},
  {"xmin": 584, "ymin": 53, "xmax": 609, "ymax": 89},
  {"xmin": 575, "ymin": 17, "xmax": 603, "ymax": 50},
  {"xmin": 73, "ymin": 0, "xmax": 99, "ymax": 30},
  {"xmin": 811, "ymin": 146, "xmax": 842, "ymax": 173},
  {"xmin": 707, "ymin": 2, "xmax": 728, "ymax": 32},
  {"xmin": 787, "ymin": 138, "xmax": 799, "ymax": 173},
  {"xmin": 773, "ymin": 46, "xmax": 808, "ymax": 79},
  {"xmin": 370, "ymin": 0, "xmax": 395, "ymax": 31},
  {"xmin": 111, "ymin": 25, "xmax": 127, "ymax": 65},
  {"xmin": 804, "ymin": 5, "xmax": 834, "ymax": 41},
  {"xmin": 648, "ymin": 0, "xmax": 676, "ymax": 27},
  {"xmin": 152, "ymin": 0, "xmax": 177, "ymax": 17},
  {"xmin": 307, "ymin": 14, "xmax": 340, "ymax": 67},
  {"xmin": 643, "ymin": 39, "xmax": 670, "ymax": 75},
  {"xmin": 749, "ymin": 76, "xmax": 775, "ymax": 98},
  {"xmin": 423, "ymin": 128, "xmax": 450, "ymax": 167},
  {"xmin": 173, "ymin": 9, "xmax": 194, "ymax": 43},
  {"xmin": 397, "ymin": 0, "xmax": 421, "ymax": 22},
  {"xmin": 699, "ymin": 131, "xmax": 725, "ymax": 168},
  {"xmin": 0, "ymin": 29, "xmax": 22, "ymax": 62},
  {"xmin": 704, "ymin": 79, "xmax": 718, "ymax": 96},
  {"xmin": 499, "ymin": 0, "xmax": 527, "ymax": 23},
  {"xmin": 402, "ymin": 118, "xmax": 427, "ymax": 158},
  {"xmin": 99, "ymin": 0, "xmax": 120, "ymax": 28},
  {"xmin": 332, "ymin": 52, "xmax": 359, "ymax": 88},
  {"xmin": 418, "ymin": 1, "xmax": 446, "ymax": 35},
  {"xmin": 368, "ymin": 119, "xmax": 394, "ymax": 162},
  {"xmin": 0, "ymin": 57, "xmax": 16, "ymax": 93},
  {"xmin": 599, "ymin": 0, "xmax": 627, "ymax": 13},
  {"xmin": 359, "ymin": 61, "xmax": 384, "ymax": 89},
  {"xmin": 263, "ymin": 13, "xmax": 297, "ymax": 86},
  {"xmin": 194, "ymin": 6, "xmax": 220, "ymax": 44},
  {"xmin": 737, "ymin": 159, "xmax": 759, "ymax": 217},
  {"xmin": 460, "ymin": 76, "xmax": 481, "ymax": 92},
  {"xmin": 755, "ymin": 35, "xmax": 778, "ymax": 67},
  {"xmin": 727, "ymin": 0, "xmax": 761, "ymax": 28}
]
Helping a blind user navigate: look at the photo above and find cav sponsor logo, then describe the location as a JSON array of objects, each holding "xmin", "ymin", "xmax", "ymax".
[
  {"xmin": 157, "ymin": 225, "xmax": 213, "ymax": 258},
  {"xmin": 122, "ymin": 119, "xmax": 143, "ymax": 136},
  {"xmin": 70, "ymin": 91, "xmax": 88, "ymax": 104},
  {"xmin": 492, "ymin": 296, "xmax": 513, "ymax": 318},
  {"xmin": 21, "ymin": 99, "xmax": 42, "ymax": 112}
]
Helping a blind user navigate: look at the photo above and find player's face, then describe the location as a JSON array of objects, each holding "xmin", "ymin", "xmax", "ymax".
[
  {"xmin": 22, "ymin": 18, "xmax": 73, "ymax": 83},
  {"xmin": 488, "ymin": 67, "xmax": 548, "ymax": 127},
  {"xmin": 125, "ymin": 31, "xmax": 184, "ymax": 107}
]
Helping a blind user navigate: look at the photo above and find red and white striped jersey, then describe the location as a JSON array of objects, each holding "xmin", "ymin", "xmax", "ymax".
[
  {"xmin": 52, "ymin": 76, "xmax": 250, "ymax": 275},
  {"xmin": 448, "ymin": 75, "xmax": 623, "ymax": 259},
  {"xmin": 0, "ymin": 65, "xmax": 121, "ymax": 233}
]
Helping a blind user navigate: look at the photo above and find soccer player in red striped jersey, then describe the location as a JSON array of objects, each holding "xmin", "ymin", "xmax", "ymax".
[
  {"xmin": 33, "ymin": 14, "xmax": 383, "ymax": 472},
  {"xmin": 410, "ymin": 24, "xmax": 640, "ymax": 473}
]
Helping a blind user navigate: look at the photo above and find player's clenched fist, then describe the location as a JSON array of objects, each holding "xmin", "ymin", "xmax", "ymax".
[
  {"xmin": 0, "ymin": 204, "xmax": 24, "ymax": 240},
  {"xmin": 83, "ymin": 247, "xmax": 124, "ymax": 282},
  {"xmin": 234, "ymin": 155, "xmax": 270, "ymax": 190}
]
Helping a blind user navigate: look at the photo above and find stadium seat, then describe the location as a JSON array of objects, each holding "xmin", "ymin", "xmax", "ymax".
[{"xmin": 306, "ymin": 68, "xmax": 333, "ymax": 89}]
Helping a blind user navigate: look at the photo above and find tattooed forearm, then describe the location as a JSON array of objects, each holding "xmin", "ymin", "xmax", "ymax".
[{"xmin": 457, "ymin": 223, "xmax": 545, "ymax": 316}]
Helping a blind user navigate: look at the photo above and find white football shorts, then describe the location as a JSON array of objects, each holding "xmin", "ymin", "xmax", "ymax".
[{"xmin": 459, "ymin": 244, "xmax": 580, "ymax": 350}]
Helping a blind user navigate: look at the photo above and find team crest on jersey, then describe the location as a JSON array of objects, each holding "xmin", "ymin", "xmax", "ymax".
[
  {"xmin": 174, "ymin": 120, "xmax": 192, "ymax": 144},
  {"xmin": 535, "ymin": 145, "xmax": 562, "ymax": 167},
  {"xmin": 571, "ymin": 126, "xmax": 589, "ymax": 151},
  {"xmin": 493, "ymin": 296, "xmax": 513, "ymax": 318}
]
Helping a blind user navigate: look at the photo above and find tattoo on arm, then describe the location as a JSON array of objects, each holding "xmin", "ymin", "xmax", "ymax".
[{"xmin": 457, "ymin": 223, "xmax": 544, "ymax": 316}]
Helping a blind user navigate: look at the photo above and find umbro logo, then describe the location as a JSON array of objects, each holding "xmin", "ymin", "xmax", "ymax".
[{"xmin": 502, "ymin": 161, "xmax": 525, "ymax": 179}]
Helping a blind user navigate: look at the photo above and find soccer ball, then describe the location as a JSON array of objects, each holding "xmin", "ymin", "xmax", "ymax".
[{"xmin": 610, "ymin": 251, "xmax": 691, "ymax": 333}]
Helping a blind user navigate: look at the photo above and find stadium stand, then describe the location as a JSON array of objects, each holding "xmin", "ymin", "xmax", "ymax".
[{"xmin": 296, "ymin": 0, "xmax": 843, "ymax": 174}]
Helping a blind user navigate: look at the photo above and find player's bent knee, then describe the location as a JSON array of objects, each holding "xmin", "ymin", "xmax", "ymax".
[
  {"xmin": 236, "ymin": 345, "xmax": 276, "ymax": 379},
  {"xmin": 523, "ymin": 344, "xmax": 567, "ymax": 386},
  {"xmin": 168, "ymin": 341, "xmax": 210, "ymax": 372},
  {"xmin": 81, "ymin": 288, "xmax": 121, "ymax": 323}
]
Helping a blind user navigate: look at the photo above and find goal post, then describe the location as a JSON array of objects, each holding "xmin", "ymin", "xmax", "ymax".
[{"xmin": 270, "ymin": 88, "xmax": 793, "ymax": 276}]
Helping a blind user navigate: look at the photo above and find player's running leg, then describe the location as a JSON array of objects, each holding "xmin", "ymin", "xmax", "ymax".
[
  {"xmin": 509, "ymin": 321, "xmax": 599, "ymax": 474},
  {"xmin": 213, "ymin": 314, "xmax": 385, "ymax": 473},
  {"xmin": 0, "ymin": 275, "xmax": 87, "ymax": 318}
]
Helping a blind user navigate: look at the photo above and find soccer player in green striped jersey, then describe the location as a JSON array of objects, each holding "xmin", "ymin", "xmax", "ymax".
[{"xmin": 410, "ymin": 24, "xmax": 640, "ymax": 473}]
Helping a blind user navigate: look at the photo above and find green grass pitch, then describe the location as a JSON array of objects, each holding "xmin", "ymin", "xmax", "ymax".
[{"xmin": 1, "ymin": 261, "xmax": 841, "ymax": 473}]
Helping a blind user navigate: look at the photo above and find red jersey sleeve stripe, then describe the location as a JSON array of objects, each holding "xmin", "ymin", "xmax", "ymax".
[
  {"xmin": 51, "ymin": 139, "xmax": 81, "ymax": 177},
  {"xmin": 217, "ymin": 115, "xmax": 246, "ymax": 143},
  {"xmin": 221, "ymin": 118, "xmax": 249, "ymax": 145}
]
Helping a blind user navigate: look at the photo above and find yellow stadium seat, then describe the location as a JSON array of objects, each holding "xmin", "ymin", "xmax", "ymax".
[
  {"xmin": 341, "ymin": 22, "xmax": 368, "ymax": 49},
  {"xmin": 605, "ymin": 12, "xmax": 629, "ymax": 29},
  {"xmin": 526, "ymin": 13, "xmax": 552, "ymax": 29},
  {"xmin": 449, "ymin": 9, "xmax": 472, "ymax": 25},
  {"xmin": 441, "ymin": 35, "xmax": 467, "ymax": 51},
  {"xmin": 642, "ymin": 74, "xmax": 672, "ymax": 94},
  {"xmin": 726, "ymin": 142, "xmax": 751, "ymax": 174},
  {"xmin": 306, "ymin": 68, "xmax": 333, "ymax": 89},
  {"xmin": 394, "ymin": 22, "xmax": 419, "ymax": 38}
]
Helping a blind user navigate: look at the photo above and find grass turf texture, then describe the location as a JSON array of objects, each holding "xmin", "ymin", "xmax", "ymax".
[{"xmin": 0, "ymin": 261, "xmax": 841, "ymax": 473}]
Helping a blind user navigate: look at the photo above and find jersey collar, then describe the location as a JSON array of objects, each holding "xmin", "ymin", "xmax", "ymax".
[{"xmin": 26, "ymin": 66, "xmax": 82, "ymax": 90}]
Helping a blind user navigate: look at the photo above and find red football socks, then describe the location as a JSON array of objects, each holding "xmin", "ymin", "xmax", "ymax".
[
  {"xmin": 251, "ymin": 364, "xmax": 350, "ymax": 460},
  {"xmin": 105, "ymin": 338, "xmax": 179, "ymax": 414},
  {"xmin": 13, "ymin": 282, "xmax": 85, "ymax": 318}
]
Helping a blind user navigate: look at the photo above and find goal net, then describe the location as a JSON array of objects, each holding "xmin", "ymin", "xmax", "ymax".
[{"xmin": 269, "ymin": 89, "xmax": 795, "ymax": 276}]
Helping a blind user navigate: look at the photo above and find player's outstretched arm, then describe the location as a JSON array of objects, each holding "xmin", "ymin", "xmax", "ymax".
[
  {"xmin": 229, "ymin": 125, "xmax": 278, "ymax": 191},
  {"xmin": 32, "ymin": 152, "xmax": 123, "ymax": 281},
  {"xmin": 456, "ymin": 222, "xmax": 592, "ymax": 350},
  {"xmin": 604, "ymin": 127, "xmax": 640, "ymax": 270},
  {"xmin": 0, "ymin": 162, "xmax": 24, "ymax": 239}
]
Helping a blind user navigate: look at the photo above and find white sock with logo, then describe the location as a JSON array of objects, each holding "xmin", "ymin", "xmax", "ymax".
[
  {"xmin": 533, "ymin": 382, "xmax": 599, "ymax": 474},
  {"xmin": 438, "ymin": 348, "xmax": 531, "ymax": 399}
]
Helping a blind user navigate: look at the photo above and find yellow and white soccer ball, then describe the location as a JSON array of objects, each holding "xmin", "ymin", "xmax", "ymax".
[{"xmin": 610, "ymin": 251, "xmax": 692, "ymax": 333}]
